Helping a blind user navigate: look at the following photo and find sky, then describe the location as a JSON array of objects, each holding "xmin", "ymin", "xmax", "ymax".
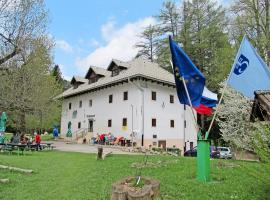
[{"xmin": 45, "ymin": 0, "xmax": 232, "ymax": 80}]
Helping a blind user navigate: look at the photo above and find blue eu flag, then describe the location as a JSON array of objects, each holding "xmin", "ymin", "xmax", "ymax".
[
  {"xmin": 169, "ymin": 36, "xmax": 205, "ymax": 107},
  {"xmin": 228, "ymin": 36, "xmax": 270, "ymax": 99}
]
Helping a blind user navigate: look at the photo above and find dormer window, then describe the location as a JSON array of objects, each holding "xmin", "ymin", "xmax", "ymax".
[
  {"xmin": 112, "ymin": 68, "xmax": 120, "ymax": 77},
  {"xmin": 71, "ymin": 76, "xmax": 87, "ymax": 89},
  {"xmin": 85, "ymin": 67, "xmax": 108, "ymax": 84},
  {"xmin": 89, "ymin": 76, "xmax": 98, "ymax": 84},
  {"xmin": 107, "ymin": 60, "xmax": 127, "ymax": 77}
]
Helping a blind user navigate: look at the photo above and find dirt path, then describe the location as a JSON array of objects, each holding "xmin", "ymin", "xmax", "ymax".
[{"xmin": 50, "ymin": 141, "xmax": 142, "ymax": 155}]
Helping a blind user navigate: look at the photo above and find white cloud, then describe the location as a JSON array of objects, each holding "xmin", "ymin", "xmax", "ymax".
[
  {"xmin": 56, "ymin": 40, "xmax": 73, "ymax": 53},
  {"xmin": 75, "ymin": 17, "xmax": 156, "ymax": 71}
]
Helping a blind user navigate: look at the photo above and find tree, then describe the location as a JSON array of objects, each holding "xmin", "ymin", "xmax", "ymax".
[
  {"xmin": 135, "ymin": 25, "xmax": 161, "ymax": 62},
  {"xmin": 216, "ymin": 82, "xmax": 253, "ymax": 150},
  {"xmin": 51, "ymin": 65, "xmax": 62, "ymax": 83},
  {"xmin": 230, "ymin": 0, "xmax": 270, "ymax": 65},
  {"xmin": 179, "ymin": 0, "xmax": 233, "ymax": 91},
  {"xmin": 0, "ymin": 0, "xmax": 47, "ymax": 67},
  {"xmin": 252, "ymin": 122, "xmax": 270, "ymax": 162},
  {"xmin": 157, "ymin": 1, "xmax": 181, "ymax": 37},
  {"xmin": 0, "ymin": 37, "xmax": 62, "ymax": 132}
]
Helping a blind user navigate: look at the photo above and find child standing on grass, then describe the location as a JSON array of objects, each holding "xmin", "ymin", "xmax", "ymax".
[{"xmin": 35, "ymin": 132, "xmax": 42, "ymax": 151}]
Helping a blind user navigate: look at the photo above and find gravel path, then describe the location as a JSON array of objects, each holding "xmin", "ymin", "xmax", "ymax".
[{"xmin": 50, "ymin": 141, "xmax": 143, "ymax": 155}]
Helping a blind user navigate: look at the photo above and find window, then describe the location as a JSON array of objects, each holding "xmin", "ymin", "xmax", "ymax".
[
  {"xmin": 153, "ymin": 142, "xmax": 157, "ymax": 146},
  {"xmin": 153, "ymin": 134, "xmax": 157, "ymax": 139},
  {"xmin": 78, "ymin": 122, "xmax": 81, "ymax": 129},
  {"xmin": 152, "ymin": 118, "xmax": 156, "ymax": 127},
  {"xmin": 89, "ymin": 99, "xmax": 92, "ymax": 107},
  {"xmin": 89, "ymin": 77, "xmax": 98, "ymax": 84},
  {"xmin": 79, "ymin": 100, "xmax": 82, "ymax": 108},
  {"xmin": 170, "ymin": 95, "xmax": 174, "ymax": 103},
  {"xmin": 72, "ymin": 111, "xmax": 77, "ymax": 119},
  {"xmin": 69, "ymin": 102, "xmax": 72, "ymax": 110},
  {"xmin": 112, "ymin": 68, "xmax": 120, "ymax": 77},
  {"xmin": 151, "ymin": 91, "xmax": 156, "ymax": 101},
  {"xmin": 109, "ymin": 94, "xmax": 113, "ymax": 103},
  {"xmin": 170, "ymin": 120, "xmax": 175, "ymax": 128},
  {"xmin": 123, "ymin": 91, "xmax": 128, "ymax": 101},
  {"xmin": 108, "ymin": 119, "xmax": 112, "ymax": 127},
  {"xmin": 122, "ymin": 118, "xmax": 127, "ymax": 126}
]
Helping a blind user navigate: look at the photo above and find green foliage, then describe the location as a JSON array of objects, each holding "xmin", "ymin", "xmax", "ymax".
[
  {"xmin": 252, "ymin": 122, "xmax": 270, "ymax": 162},
  {"xmin": 137, "ymin": 0, "xmax": 234, "ymax": 91},
  {"xmin": 0, "ymin": 37, "xmax": 62, "ymax": 131},
  {"xmin": 1, "ymin": 152, "xmax": 270, "ymax": 199}
]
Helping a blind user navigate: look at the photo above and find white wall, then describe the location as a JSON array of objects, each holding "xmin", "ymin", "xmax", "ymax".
[
  {"xmin": 60, "ymin": 80, "xmax": 197, "ymax": 149},
  {"xmin": 61, "ymin": 82, "xmax": 141, "ymax": 139}
]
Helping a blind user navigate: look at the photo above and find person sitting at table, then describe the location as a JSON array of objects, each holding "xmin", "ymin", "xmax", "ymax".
[
  {"xmin": 20, "ymin": 133, "xmax": 27, "ymax": 144},
  {"xmin": 10, "ymin": 132, "xmax": 20, "ymax": 144},
  {"xmin": 96, "ymin": 133, "xmax": 100, "ymax": 144},
  {"xmin": 35, "ymin": 131, "xmax": 42, "ymax": 151},
  {"xmin": 100, "ymin": 134, "xmax": 105, "ymax": 145},
  {"xmin": 108, "ymin": 133, "xmax": 115, "ymax": 145}
]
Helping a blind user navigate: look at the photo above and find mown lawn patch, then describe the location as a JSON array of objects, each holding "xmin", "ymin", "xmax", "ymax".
[{"xmin": 0, "ymin": 151, "xmax": 269, "ymax": 200}]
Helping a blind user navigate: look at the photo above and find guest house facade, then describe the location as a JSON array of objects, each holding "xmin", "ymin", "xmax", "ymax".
[{"xmin": 59, "ymin": 58, "xmax": 197, "ymax": 151}]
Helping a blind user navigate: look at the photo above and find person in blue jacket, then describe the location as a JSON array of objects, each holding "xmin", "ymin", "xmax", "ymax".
[{"xmin": 53, "ymin": 126, "xmax": 59, "ymax": 140}]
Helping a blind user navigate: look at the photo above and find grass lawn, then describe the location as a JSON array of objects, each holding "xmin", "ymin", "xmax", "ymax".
[{"xmin": 0, "ymin": 151, "xmax": 270, "ymax": 200}]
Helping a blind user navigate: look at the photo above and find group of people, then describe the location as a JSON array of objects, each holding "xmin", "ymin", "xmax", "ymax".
[
  {"xmin": 93, "ymin": 133, "xmax": 115, "ymax": 145},
  {"xmin": 9, "ymin": 131, "xmax": 42, "ymax": 151},
  {"xmin": 92, "ymin": 133, "xmax": 128, "ymax": 146}
]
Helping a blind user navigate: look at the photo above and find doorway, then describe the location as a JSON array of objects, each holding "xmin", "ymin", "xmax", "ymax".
[
  {"xmin": 158, "ymin": 140, "xmax": 166, "ymax": 149},
  {"xmin": 88, "ymin": 119, "xmax": 94, "ymax": 132}
]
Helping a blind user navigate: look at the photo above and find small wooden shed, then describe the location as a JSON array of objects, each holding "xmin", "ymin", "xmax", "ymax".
[{"xmin": 250, "ymin": 90, "xmax": 270, "ymax": 121}]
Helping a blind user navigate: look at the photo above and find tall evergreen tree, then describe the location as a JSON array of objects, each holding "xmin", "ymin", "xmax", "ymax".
[
  {"xmin": 135, "ymin": 25, "xmax": 161, "ymax": 62},
  {"xmin": 230, "ymin": 0, "xmax": 270, "ymax": 65}
]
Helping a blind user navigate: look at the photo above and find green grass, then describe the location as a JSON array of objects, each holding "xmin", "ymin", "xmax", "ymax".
[{"xmin": 0, "ymin": 151, "xmax": 270, "ymax": 200}]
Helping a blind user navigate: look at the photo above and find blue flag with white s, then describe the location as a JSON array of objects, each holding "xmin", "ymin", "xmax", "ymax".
[{"xmin": 228, "ymin": 36, "xmax": 270, "ymax": 99}]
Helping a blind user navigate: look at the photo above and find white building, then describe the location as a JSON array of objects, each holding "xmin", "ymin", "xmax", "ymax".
[{"xmin": 59, "ymin": 58, "xmax": 197, "ymax": 152}]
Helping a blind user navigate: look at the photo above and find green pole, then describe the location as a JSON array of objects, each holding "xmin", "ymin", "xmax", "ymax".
[{"xmin": 197, "ymin": 138, "xmax": 210, "ymax": 182}]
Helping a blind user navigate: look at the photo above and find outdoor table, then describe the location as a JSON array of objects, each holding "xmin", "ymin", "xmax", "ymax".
[
  {"xmin": 41, "ymin": 142, "xmax": 54, "ymax": 150},
  {"xmin": 6, "ymin": 143, "xmax": 27, "ymax": 155}
]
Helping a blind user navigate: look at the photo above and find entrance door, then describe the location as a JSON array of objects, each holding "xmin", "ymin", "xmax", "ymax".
[
  {"xmin": 190, "ymin": 142, "xmax": 194, "ymax": 150},
  {"xmin": 158, "ymin": 140, "xmax": 166, "ymax": 149},
  {"xmin": 88, "ymin": 119, "xmax": 93, "ymax": 132}
]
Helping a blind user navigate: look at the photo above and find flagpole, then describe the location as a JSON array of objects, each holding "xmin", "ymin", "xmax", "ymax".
[
  {"xmin": 170, "ymin": 60, "xmax": 199, "ymax": 132},
  {"xmin": 206, "ymin": 36, "xmax": 247, "ymax": 137}
]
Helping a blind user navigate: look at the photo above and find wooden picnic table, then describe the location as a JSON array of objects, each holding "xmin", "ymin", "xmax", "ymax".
[
  {"xmin": 4, "ymin": 143, "xmax": 27, "ymax": 155},
  {"xmin": 40, "ymin": 142, "xmax": 54, "ymax": 150}
]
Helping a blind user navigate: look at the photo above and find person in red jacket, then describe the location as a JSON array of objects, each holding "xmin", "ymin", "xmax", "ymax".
[{"xmin": 35, "ymin": 131, "xmax": 42, "ymax": 151}]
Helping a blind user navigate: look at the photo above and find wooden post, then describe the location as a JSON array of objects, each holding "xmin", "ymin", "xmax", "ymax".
[{"xmin": 97, "ymin": 147, "xmax": 103, "ymax": 160}]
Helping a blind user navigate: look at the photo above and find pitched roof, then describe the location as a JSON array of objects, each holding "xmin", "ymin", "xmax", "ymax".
[
  {"xmin": 59, "ymin": 58, "xmax": 175, "ymax": 98},
  {"xmin": 91, "ymin": 66, "xmax": 110, "ymax": 76},
  {"xmin": 85, "ymin": 66, "xmax": 111, "ymax": 78},
  {"xmin": 70, "ymin": 76, "xmax": 88, "ymax": 84}
]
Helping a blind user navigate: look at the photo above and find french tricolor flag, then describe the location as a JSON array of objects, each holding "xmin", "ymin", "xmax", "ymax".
[{"xmin": 193, "ymin": 87, "xmax": 218, "ymax": 116}]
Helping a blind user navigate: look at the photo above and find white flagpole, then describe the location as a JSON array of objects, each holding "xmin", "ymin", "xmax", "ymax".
[
  {"xmin": 206, "ymin": 36, "xmax": 247, "ymax": 136},
  {"xmin": 170, "ymin": 60, "xmax": 199, "ymax": 132}
]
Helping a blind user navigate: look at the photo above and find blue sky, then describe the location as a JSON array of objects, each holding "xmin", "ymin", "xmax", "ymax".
[{"xmin": 45, "ymin": 0, "xmax": 232, "ymax": 80}]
